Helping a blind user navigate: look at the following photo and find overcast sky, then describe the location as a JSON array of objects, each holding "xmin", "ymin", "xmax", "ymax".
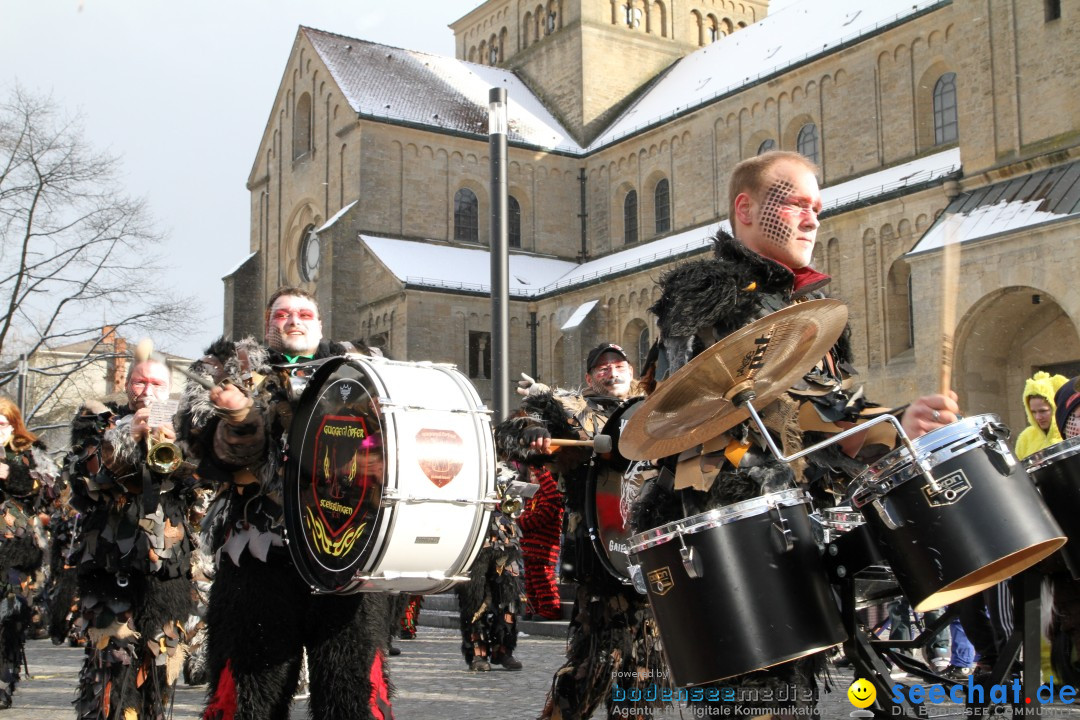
[{"xmin": 1, "ymin": 0, "xmax": 797, "ymax": 359}]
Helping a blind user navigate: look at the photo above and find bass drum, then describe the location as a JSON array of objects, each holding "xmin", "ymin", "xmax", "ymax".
[
  {"xmin": 585, "ymin": 397, "xmax": 645, "ymax": 585},
  {"xmin": 284, "ymin": 355, "xmax": 496, "ymax": 594}
]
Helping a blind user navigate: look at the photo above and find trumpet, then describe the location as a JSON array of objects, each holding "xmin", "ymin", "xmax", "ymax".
[{"xmin": 147, "ymin": 433, "xmax": 183, "ymax": 474}]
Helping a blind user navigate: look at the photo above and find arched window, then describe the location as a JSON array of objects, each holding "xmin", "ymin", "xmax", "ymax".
[
  {"xmin": 933, "ymin": 72, "xmax": 958, "ymax": 145},
  {"xmin": 546, "ymin": 1, "xmax": 558, "ymax": 34},
  {"xmin": 454, "ymin": 188, "xmax": 479, "ymax": 243},
  {"xmin": 654, "ymin": 179, "xmax": 670, "ymax": 234},
  {"xmin": 299, "ymin": 224, "xmax": 319, "ymax": 282},
  {"xmin": 757, "ymin": 138, "xmax": 776, "ymax": 154},
  {"xmin": 797, "ymin": 123, "xmax": 819, "ymax": 163},
  {"xmin": 489, "ymin": 43, "xmax": 499, "ymax": 65},
  {"xmin": 708, "ymin": 16, "xmax": 721, "ymax": 42},
  {"xmin": 637, "ymin": 326, "xmax": 650, "ymax": 369},
  {"xmin": 509, "ymin": 195, "xmax": 522, "ymax": 248},
  {"xmin": 624, "ymin": 190, "xmax": 638, "ymax": 244},
  {"xmin": 293, "ymin": 92, "xmax": 312, "ymax": 160},
  {"xmin": 624, "ymin": 1, "xmax": 642, "ymax": 28}
]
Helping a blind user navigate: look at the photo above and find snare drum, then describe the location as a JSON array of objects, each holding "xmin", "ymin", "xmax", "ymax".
[
  {"xmin": 851, "ymin": 414, "xmax": 1065, "ymax": 612},
  {"xmin": 284, "ymin": 355, "xmax": 496, "ymax": 594},
  {"xmin": 1025, "ymin": 436, "xmax": 1080, "ymax": 578},
  {"xmin": 585, "ymin": 397, "xmax": 644, "ymax": 585},
  {"xmin": 628, "ymin": 488, "xmax": 846, "ymax": 687}
]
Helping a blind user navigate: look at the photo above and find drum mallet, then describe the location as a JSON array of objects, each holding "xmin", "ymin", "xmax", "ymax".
[{"xmin": 550, "ymin": 435, "xmax": 613, "ymax": 454}]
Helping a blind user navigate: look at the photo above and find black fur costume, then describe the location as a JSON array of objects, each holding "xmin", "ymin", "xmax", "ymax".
[
  {"xmin": 176, "ymin": 338, "xmax": 393, "ymax": 720},
  {"xmin": 64, "ymin": 400, "xmax": 196, "ymax": 720},
  {"xmin": 454, "ymin": 509, "xmax": 525, "ymax": 670},
  {"xmin": 496, "ymin": 388, "xmax": 668, "ymax": 720},
  {"xmin": 0, "ymin": 437, "xmax": 52, "ymax": 708},
  {"xmin": 631, "ymin": 230, "xmax": 903, "ymax": 715}
]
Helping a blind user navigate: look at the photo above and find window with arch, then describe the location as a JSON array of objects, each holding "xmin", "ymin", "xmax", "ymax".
[
  {"xmin": 624, "ymin": 1, "xmax": 642, "ymax": 28},
  {"xmin": 654, "ymin": 179, "xmax": 670, "ymax": 234},
  {"xmin": 796, "ymin": 123, "xmax": 819, "ymax": 163},
  {"xmin": 468, "ymin": 331, "xmax": 491, "ymax": 379},
  {"xmin": 509, "ymin": 195, "xmax": 521, "ymax": 248},
  {"xmin": 708, "ymin": 16, "xmax": 721, "ymax": 42},
  {"xmin": 933, "ymin": 72, "xmax": 958, "ymax": 145},
  {"xmin": 293, "ymin": 92, "xmax": 312, "ymax": 160},
  {"xmin": 624, "ymin": 190, "xmax": 639, "ymax": 244},
  {"xmin": 637, "ymin": 326, "xmax": 650, "ymax": 370},
  {"xmin": 489, "ymin": 43, "xmax": 499, "ymax": 65},
  {"xmin": 523, "ymin": 12, "xmax": 533, "ymax": 46},
  {"xmin": 757, "ymin": 138, "xmax": 776, "ymax": 154},
  {"xmin": 546, "ymin": 1, "xmax": 558, "ymax": 34},
  {"xmin": 454, "ymin": 188, "xmax": 479, "ymax": 243},
  {"xmin": 299, "ymin": 224, "xmax": 320, "ymax": 282}
]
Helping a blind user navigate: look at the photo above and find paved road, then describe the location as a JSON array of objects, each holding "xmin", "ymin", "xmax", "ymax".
[{"xmin": 10, "ymin": 629, "xmax": 1080, "ymax": 718}]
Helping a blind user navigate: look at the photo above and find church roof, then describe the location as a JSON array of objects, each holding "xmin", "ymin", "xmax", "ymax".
[
  {"xmin": 909, "ymin": 158, "xmax": 1080, "ymax": 256},
  {"xmin": 361, "ymin": 148, "xmax": 961, "ymax": 297},
  {"xmin": 301, "ymin": 27, "xmax": 583, "ymax": 153},
  {"xmin": 589, "ymin": 0, "xmax": 946, "ymax": 150}
]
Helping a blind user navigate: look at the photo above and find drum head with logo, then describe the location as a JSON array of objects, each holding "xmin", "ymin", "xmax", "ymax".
[
  {"xmin": 586, "ymin": 396, "xmax": 644, "ymax": 583},
  {"xmin": 285, "ymin": 357, "xmax": 387, "ymax": 592}
]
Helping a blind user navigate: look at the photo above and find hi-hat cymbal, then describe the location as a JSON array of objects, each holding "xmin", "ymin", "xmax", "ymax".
[{"xmin": 620, "ymin": 298, "xmax": 848, "ymax": 460}]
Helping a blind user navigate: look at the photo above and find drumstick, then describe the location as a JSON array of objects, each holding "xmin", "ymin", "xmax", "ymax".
[
  {"xmin": 550, "ymin": 436, "xmax": 613, "ymax": 454},
  {"xmin": 939, "ymin": 215, "xmax": 961, "ymax": 396}
]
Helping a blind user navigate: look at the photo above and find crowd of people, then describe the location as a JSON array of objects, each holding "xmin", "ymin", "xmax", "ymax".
[{"xmin": 0, "ymin": 150, "xmax": 1077, "ymax": 720}]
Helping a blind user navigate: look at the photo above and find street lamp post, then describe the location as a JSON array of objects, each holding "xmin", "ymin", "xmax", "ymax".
[{"xmin": 489, "ymin": 87, "xmax": 510, "ymax": 423}]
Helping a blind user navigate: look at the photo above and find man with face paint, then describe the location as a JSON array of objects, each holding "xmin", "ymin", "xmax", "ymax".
[
  {"xmin": 495, "ymin": 343, "xmax": 667, "ymax": 720},
  {"xmin": 632, "ymin": 151, "xmax": 960, "ymax": 719},
  {"xmin": 63, "ymin": 347, "xmax": 199, "ymax": 719},
  {"xmin": 175, "ymin": 287, "xmax": 394, "ymax": 720}
]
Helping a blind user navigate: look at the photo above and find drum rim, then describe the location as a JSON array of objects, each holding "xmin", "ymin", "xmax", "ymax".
[
  {"xmin": 627, "ymin": 487, "xmax": 810, "ymax": 554},
  {"xmin": 850, "ymin": 414, "xmax": 1006, "ymax": 505},
  {"xmin": 1023, "ymin": 434, "xmax": 1080, "ymax": 472}
]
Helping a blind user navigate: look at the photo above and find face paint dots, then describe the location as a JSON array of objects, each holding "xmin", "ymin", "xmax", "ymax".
[{"xmin": 760, "ymin": 178, "xmax": 796, "ymax": 251}]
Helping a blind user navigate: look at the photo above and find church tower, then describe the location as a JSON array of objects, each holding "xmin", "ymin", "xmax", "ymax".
[{"xmin": 451, "ymin": 0, "xmax": 769, "ymax": 145}]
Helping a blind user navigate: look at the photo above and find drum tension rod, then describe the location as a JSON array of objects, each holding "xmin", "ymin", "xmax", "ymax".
[{"xmin": 733, "ymin": 390, "xmax": 942, "ymax": 495}]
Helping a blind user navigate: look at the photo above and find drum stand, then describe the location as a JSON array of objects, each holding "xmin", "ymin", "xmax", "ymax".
[{"xmin": 824, "ymin": 523, "xmax": 1045, "ymax": 717}]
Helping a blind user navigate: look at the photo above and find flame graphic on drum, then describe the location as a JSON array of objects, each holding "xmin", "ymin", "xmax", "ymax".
[{"xmin": 304, "ymin": 506, "xmax": 367, "ymax": 557}]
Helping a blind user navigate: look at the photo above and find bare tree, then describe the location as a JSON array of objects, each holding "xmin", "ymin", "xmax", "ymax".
[{"xmin": 0, "ymin": 85, "xmax": 197, "ymax": 427}]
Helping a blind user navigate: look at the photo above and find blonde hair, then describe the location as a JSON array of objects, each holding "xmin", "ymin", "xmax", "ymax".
[{"xmin": 728, "ymin": 151, "xmax": 820, "ymax": 228}]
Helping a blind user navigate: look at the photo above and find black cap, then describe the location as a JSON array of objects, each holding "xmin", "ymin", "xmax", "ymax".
[{"xmin": 586, "ymin": 343, "xmax": 629, "ymax": 372}]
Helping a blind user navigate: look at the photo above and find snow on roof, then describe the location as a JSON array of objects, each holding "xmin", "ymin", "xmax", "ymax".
[
  {"xmin": 359, "ymin": 151, "xmax": 961, "ymax": 297},
  {"xmin": 223, "ymin": 252, "xmax": 258, "ymax": 279},
  {"xmin": 318, "ymin": 201, "xmax": 358, "ymax": 233},
  {"xmin": 360, "ymin": 235, "xmax": 577, "ymax": 296},
  {"xmin": 589, "ymin": 0, "xmax": 945, "ymax": 150},
  {"xmin": 821, "ymin": 148, "xmax": 961, "ymax": 211},
  {"xmin": 303, "ymin": 27, "xmax": 583, "ymax": 152},
  {"xmin": 909, "ymin": 159, "xmax": 1080, "ymax": 256}
]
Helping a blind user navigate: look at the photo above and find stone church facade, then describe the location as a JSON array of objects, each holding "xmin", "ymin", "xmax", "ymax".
[{"xmin": 224, "ymin": 0, "xmax": 1080, "ymax": 435}]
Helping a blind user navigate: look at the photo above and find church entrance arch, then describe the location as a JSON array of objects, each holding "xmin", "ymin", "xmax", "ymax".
[{"xmin": 954, "ymin": 287, "xmax": 1080, "ymax": 434}]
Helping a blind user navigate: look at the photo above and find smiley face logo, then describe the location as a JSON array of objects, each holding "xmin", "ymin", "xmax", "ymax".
[{"xmin": 848, "ymin": 678, "xmax": 876, "ymax": 709}]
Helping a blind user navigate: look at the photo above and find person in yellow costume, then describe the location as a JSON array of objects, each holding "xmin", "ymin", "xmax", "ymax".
[{"xmin": 1015, "ymin": 371, "xmax": 1069, "ymax": 461}]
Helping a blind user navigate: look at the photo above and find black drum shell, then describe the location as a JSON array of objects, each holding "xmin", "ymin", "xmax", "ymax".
[
  {"xmin": 585, "ymin": 397, "xmax": 644, "ymax": 584},
  {"xmin": 855, "ymin": 423, "xmax": 1064, "ymax": 612},
  {"xmin": 1025, "ymin": 436, "xmax": 1080, "ymax": 579},
  {"xmin": 630, "ymin": 496, "xmax": 846, "ymax": 687}
]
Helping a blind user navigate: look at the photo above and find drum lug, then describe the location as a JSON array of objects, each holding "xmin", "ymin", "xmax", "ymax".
[
  {"xmin": 871, "ymin": 498, "xmax": 903, "ymax": 530},
  {"xmin": 679, "ymin": 544, "xmax": 702, "ymax": 578},
  {"xmin": 628, "ymin": 564, "xmax": 648, "ymax": 595},
  {"xmin": 769, "ymin": 504, "xmax": 795, "ymax": 553}
]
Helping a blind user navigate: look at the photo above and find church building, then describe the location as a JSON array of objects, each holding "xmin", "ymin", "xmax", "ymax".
[{"xmin": 224, "ymin": 0, "xmax": 1080, "ymax": 433}]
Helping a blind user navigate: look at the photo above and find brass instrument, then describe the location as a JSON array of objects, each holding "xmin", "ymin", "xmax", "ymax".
[{"xmin": 147, "ymin": 432, "xmax": 182, "ymax": 474}]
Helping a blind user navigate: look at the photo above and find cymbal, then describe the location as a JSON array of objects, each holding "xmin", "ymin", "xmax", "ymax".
[{"xmin": 620, "ymin": 298, "xmax": 848, "ymax": 460}]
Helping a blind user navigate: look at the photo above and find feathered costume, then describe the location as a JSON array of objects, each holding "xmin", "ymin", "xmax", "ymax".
[
  {"xmin": 454, "ymin": 502, "xmax": 526, "ymax": 671},
  {"xmin": 64, "ymin": 400, "xmax": 196, "ymax": 720},
  {"xmin": 0, "ymin": 436, "xmax": 53, "ymax": 708},
  {"xmin": 176, "ymin": 337, "xmax": 393, "ymax": 720},
  {"xmin": 495, "ymin": 386, "xmax": 668, "ymax": 720},
  {"xmin": 631, "ymin": 230, "xmax": 907, "ymax": 714}
]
